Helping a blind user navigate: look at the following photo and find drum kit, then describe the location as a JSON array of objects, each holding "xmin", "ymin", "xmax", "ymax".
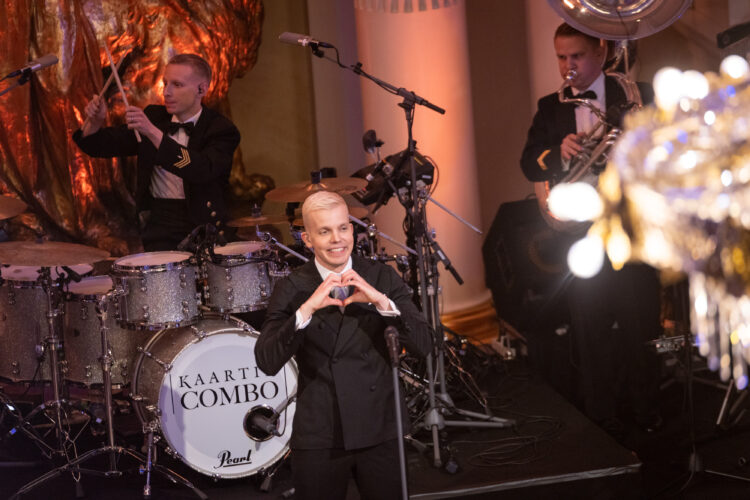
[
  {"xmin": 0, "ymin": 206, "xmax": 305, "ymax": 498},
  {"xmin": 0, "ymin": 173, "xmax": 417, "ymax": 498}
]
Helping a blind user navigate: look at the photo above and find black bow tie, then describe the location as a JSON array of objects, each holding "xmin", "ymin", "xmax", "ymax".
[
  {"xmin": 565, "ymin": 87, "xmax": 597, "ymax": 100},
  {"xmin": 166, "ymin": 121, "xmax": 194, "ymax": 136}
]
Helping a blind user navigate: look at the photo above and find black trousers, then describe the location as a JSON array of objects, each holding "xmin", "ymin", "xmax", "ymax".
[
  {"xmin": 568, "ymin": 261, "xmax": 662, "ymax": 424},
  {"xmin": 291, "ymin": 439, "xmax": 402, "ymax": 500},
  {"xmin": 140, "ymin": 198, "xmax": 194, "ymax": 252}
]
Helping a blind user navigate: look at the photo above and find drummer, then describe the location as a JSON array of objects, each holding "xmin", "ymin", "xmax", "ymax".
[{"xmin": 73, "ymin": 53, "xmax": 240, "ymax": 251}]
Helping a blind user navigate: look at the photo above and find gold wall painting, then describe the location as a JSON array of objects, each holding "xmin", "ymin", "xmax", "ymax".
[{"xmin": 0, "ymin": 1, "xmax": 263, "ymax": 254}]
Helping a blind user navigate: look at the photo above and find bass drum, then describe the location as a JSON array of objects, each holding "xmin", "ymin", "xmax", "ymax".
[{"xmin": 130, "ymin": 315, "xmax": 297, "ymax": 479}]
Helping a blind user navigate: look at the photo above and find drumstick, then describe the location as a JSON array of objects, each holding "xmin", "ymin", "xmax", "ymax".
[
  {"xmin": 81, "ymin": 56, "xmax": 125, "ymax": 131},
  {"xmin": 102, "ymin": 43, "xmax": 141, "ymax": 142}
]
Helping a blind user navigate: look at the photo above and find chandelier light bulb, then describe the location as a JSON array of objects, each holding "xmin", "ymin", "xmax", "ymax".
[
  {"xmin": 720, "ymin": 54, "xmax": 750, "ymax": 80},
  {"xmin": 547, "ymin": 182, "xmax": 603, "ymax": 222},
  {"xmin": 653, "ymin": 67, "xmax": 683, "ymax": 112},
  {"xmin": 681, "ymin": 70, "xmax": 709, "ymax": 100},
  {"xmin": 567, "ymin": 235, "xmax": 605, "ymax": 279}
]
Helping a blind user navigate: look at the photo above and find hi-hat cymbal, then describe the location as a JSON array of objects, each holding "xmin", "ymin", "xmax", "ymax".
[
  {"xmin": 0, "ymin": 195, "xmax": 27, "ymax": 220},
  {"xmin": 226, "ymin": 214, "xmax": 290, "ymax": 228},
  {"xmin": 266, "ymin": 177, "xmax": 367, "ymax": 203},
  {"xmin": 0, "ymin": 240, "xmax": 110, "ymax": 267}
]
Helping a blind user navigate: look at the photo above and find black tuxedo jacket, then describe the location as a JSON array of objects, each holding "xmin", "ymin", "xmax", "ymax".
[
  {"xmin": 255, "ymin": 255, "xmax": 433, "ymax": 451},
  {"xmin": 73, "ymin": 105, "xmax": 240, "ymax": 227},
  {"xmin": 520, "ymin": 75, "xmax": 653, "ymax": 182}
]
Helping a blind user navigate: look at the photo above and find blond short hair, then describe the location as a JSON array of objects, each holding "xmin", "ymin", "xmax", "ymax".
[
  {"xmin": 168, "ymin": 53, "xmax": 212, "ymax": 85},
  {"xmin": 301, "ymin": 191, "xmax": 348, "ymax": 230}
]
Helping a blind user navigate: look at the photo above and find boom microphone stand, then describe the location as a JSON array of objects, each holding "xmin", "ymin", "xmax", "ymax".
[{"xmin": 287, "ymin": 36, "xmax": 515, "ymax": 468}]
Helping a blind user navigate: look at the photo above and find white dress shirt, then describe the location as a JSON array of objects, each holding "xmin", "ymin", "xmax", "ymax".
[
  {"xmin": 573, "ymin": 71, "xmax": 606, "ymax": 136},
  {"xmin": 295, "ymin": 256, "xmax": 400, "ymax": 330},
  {"xmin": 149, "ymin": 108, "xmax": 202, "ymax": 199}
]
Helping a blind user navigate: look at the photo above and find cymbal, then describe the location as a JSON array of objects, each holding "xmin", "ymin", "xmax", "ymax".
[
  {"xmin": 0, "ymin": 195, "xmax": 27, "ymax": 220},
  {"xmin": 265, "ymin": 177, "xmax": 367, "ymax": 202},
  {"xmin": 226, "ymin": 214, "xmax": 290, "ymax": 227},
  {"xmin": 0, "ymin": 240, "xmax": 110, "ymax": 267}
]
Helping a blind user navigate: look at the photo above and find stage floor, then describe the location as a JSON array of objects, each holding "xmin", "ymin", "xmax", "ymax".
[{"xmin": 2, "ymin": 356, "xmax": 750, "ymax": 499}]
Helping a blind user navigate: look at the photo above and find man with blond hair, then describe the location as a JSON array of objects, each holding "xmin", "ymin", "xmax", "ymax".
[
  {"xmin": 255, "ymin": 190, "xmax": 432, "ymax": 500},
  {"xmin": 73, "ymin": 53, "xmax": 240, "ymax": 250}
]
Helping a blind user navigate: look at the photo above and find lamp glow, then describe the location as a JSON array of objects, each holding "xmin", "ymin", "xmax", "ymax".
[
  {"xmin": 567, "ymin": 235, "xmax": 605, "ymax": 278},
  {"xmin": 547, "ymin": 182, "xmax": 603, "ymax": 222},
  {"xmin": 653, "ymin": 67, "xmax": 683, "ymax": 112},
  {"xmin": 720, "ymin": 55, "xmax": 750, "ymax": 80},
  {"xmin": 606, "ymin": 221, "xmax": 632, "ymax": 269},
  {"xmin": 682, "ymin": 70, "xmax": 709, "ymax": 100}
]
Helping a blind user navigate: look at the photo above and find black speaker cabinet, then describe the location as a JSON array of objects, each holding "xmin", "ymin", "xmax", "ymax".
[{"xmin": 482, "ymin": 199, "xmax": 575, "ymax": 331}]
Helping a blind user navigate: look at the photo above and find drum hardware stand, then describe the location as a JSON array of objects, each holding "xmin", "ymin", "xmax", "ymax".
[
  {"xmin": 259, "ymin": 449, "xmax": 291, "ymax": 493},
  {"xmin": 349, "ymin": 214, "xmax": 417, "ymax": 258},
  {"xmin": 10, "ymin": 291, "xmax": 208, "ymax": 500},
  {"xmin": 392, "ymin": 91, "xmax": 513, "ymax": 469},
  {"xmin": 5, "ymin": 269, "xmax": 92, "ymax": 457},
  {"xmin": 257, "ymin": 229, "xmax": 310, "ymax": 263},
  {"xmin": 0, "ymin": 391, "xmax": 47, "ymax": 469}
]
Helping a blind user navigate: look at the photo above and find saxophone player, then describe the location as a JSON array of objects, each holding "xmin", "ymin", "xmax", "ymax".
[{"xmin": 520, "ymin": 23, "xmax": 662, "ymax": 440}]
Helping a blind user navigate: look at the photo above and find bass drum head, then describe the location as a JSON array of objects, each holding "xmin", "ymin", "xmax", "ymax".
[{"xmin": 132, "ymin": 316, "xmax": 297, "ymax": 479}]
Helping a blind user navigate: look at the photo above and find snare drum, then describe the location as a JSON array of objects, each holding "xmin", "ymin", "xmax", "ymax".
[
  {"xmin": 203, "ymin": 242, "xmax": 287, "ymax": 313},
  {"xmin": 131, "ymin": 315, "xmax": 297, "ymax": 478},
  {"xmin": 63, "ymin": 275, "xmax": 147, "ymax": 386},
  {"xmin": 111, "ymin": 251, "xmax": 200, "ymax": 330},
  {"xmin": 0, "ymin": 264, "xmax": 92, "ymax": 382}
]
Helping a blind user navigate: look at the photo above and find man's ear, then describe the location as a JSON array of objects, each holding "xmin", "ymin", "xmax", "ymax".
[
  {"xmin": 197, "ymin": 83, "xmax": 206, "ymax": 95},
  {"xmin": 301, "ymin": 232, "xmax": 313, "ymax": 249}
]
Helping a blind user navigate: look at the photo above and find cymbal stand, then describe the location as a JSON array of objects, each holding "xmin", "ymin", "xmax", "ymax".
[
  {"xmin": 5, "ymin": 269, "xmax": 87, "ymax": 457},
  {"xmin": 11, "ymin": 291, "xmax": 207, "ymax": 500},
  {"xmin": 303, "ymin": 42, "xmax": 514, "ymax": 469},
  {"xmin": 257, "ymin": 229, "xmax": 309, "ymax": 263},
  {"xmin": 424, "ymin": 196, "xmax": 482, "ymax": 235},
  {"xmin": 349, "ymin": 214, "xmax": 417, "ymax": 257}
]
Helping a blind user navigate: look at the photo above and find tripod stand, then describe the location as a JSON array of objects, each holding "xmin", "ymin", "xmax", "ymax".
[
  {"xmin": 11, "ymin": 289, "xmax": 206, "ymax": 499},
  {"xmin": 395, "ymin": 127, "xmax": 515, "ymax": 468},
  {"xmin": 3, "ymin": 268, "xmax": 94, "ymax": 465},
  {"xmin": 659, "ymin": 281, "xmax": 750, "ymax": 496},
  {"xmin": 297, "ymin": 36, "xmax": 515, "ymax": 469}
]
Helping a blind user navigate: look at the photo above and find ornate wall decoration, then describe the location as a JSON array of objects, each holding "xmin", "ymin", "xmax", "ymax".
[{"xmin": 0, "ymin": 0, "xmax": 263, "ymax": 254}]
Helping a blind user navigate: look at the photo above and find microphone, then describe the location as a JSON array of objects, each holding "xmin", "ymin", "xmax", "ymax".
[
  {"xmin": 278, "ymin": 32, "xmax": 333, "ymax": 49},
  {"xmin": 365, "ymin": 160, "xmax": 394, "ymax": 182},
  {"xmin": 362, "ymin": 129, "xmax": 384, "ymax": 154},
  {"xmin": 61, "ymin": 266, "xmax": 83, "ymax": 283},
  {"xmin": 244, "ymin": 409, "xmax": 281, "ymax": 438},
  {"xmin": 177, "ymin": 225, "xmax": 203, "ymax": 252},
  {"xmin": 384, "ymin": 325, "xmax": 400, "ymax": 367},
  {"xmin": 2, "ymin": 54, "xmax": 59, "ymax": 80}
]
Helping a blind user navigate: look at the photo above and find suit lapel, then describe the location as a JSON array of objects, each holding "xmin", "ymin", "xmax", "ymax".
[
  {"xmin": 333, "ymin": 257, "xmax": 374, "ymax": 354},
  {"xmin": 555, "ymin": 99, "xmax": 577, "ymax": 137},
  {"xmin": 296, "ymin": 261, "xmax": 343, "ymax": 340},
  {"xmin": 604, "ymin": 75, "xmax": 626, "ymax": 110},
  {"xmin": 188, "ymin": 106, "xmax": 209, "ymax": 147}
]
